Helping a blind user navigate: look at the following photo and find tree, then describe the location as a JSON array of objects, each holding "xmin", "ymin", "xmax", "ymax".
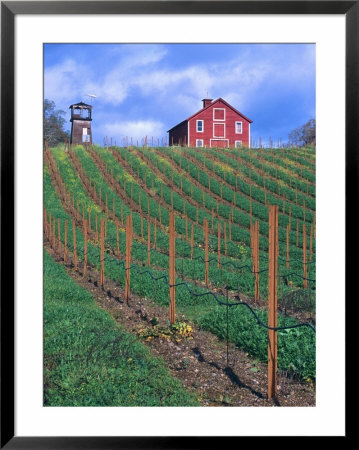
[
  {"xmin": 44, "ymin": 99, "xmax": 70, "ymax": 146},
  {"xmin": 288, "ymin": 118, "xmax": 316, "ymax": 147}
]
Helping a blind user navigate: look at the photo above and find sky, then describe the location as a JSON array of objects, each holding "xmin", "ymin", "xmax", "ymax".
[{"xmin": 44, "ymin": 43, "xmax": 315, "ymax": 146}]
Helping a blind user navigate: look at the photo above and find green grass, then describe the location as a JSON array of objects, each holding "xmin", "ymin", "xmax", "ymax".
[{"xmin": 43, "ymin": 249, "xmax": 199, "ymax": 406}]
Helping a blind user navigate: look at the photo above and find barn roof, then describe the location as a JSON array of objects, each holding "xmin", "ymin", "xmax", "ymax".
[{"xmin": 167, "ymin": 97, "xmax": 253, "ymax": 132}]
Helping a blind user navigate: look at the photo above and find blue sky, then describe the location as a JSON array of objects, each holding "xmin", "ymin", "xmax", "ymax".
[{"xmin": 44, "ymin": 43, "xmax": 315, "ymax": 146}]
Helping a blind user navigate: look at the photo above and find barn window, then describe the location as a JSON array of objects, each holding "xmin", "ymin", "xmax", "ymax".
[
  {"xmin": 196, "ymin": 120, "xmax": 204, "ymax": 132},
  {"xmin": 213, "ymin": 108, "xmax": 225, "ymax": 121},
  {"xmin": 213, "ymin": 123, "xmax": 225, "ymax": 138},
  {"xmin": 235, "ymin": 122, "xmax": 243, "ymax": 134},
  {"xmin": 196, "ymin": 139, "xmax": 204, "ymax": 147},
  {"xmin": 235, "ymin": 140, "xmax": 242, "ymax": 148}
]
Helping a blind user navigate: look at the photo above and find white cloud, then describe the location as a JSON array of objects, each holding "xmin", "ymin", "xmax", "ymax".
[
  {"xmin": 101, "ymin": 120, "xmax": 165, "ymax": 141},
  {"xmin": 44, "ymin": 59, "xmax": 89, "ymax": 107}
]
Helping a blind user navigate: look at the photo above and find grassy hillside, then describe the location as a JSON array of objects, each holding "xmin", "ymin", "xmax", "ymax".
[{"xmin": 43, "ymin": 249, "xmax": 199, "ymax": 406}]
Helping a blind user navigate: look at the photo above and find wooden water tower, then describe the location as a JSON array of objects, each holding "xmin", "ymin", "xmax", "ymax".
[{"xmin": 69, "ymin": 102, "xmax": 93, "ymax": 145}]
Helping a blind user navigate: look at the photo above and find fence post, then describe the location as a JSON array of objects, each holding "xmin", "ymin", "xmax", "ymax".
[
  {"xmin": 72, "ymin": 219, "xmax": 77, "ymax": 271},
  {"xmin": 303, "ymin": 223, "xmax": 307, "ymax": 288},
  {"xmin": 204, "ymin": 219, "xmax": 209, "ymax": 286},
  {"xmin": 83, "ymin": 219, "xmax": 88, "ymax": 276},
  {"xmin": 169, "ymin": 211, "xmax": 176, "ymax": 324},
  {"xmin": 100, "ymin": 218, "xmax": 105, "ymax": 286},
  {"xmin": 218, "ymin": 222, "xmax": 221, "ymax": 269},
  {"xmin": 125, "ymin": 215, "xmax": 132, "ymax": 304},
  {"xmin": 268, "ymin": 205, "xmax": 279, "ymax": 400},
  {"xmin": 309, "ymin": 224, "xmax": 313, "ymax": 262}
]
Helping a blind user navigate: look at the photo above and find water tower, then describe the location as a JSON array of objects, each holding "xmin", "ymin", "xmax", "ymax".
[{"xmin": 69, "ymin": 101, "xmax": 93, "ymax": 145}]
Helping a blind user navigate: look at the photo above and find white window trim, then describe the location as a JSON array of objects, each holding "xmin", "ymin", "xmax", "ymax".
[
  {"xmin": 213, "ymin": 108, "xmax": 226, "ymax": 121},
  {"xmin": 210, "ymin": 138, "xmax": 229, "ymax": 148},
  {"xmin": 196, "ymin": 119, "xmax": 204, "ymax": 132},
  {"xmin": 196, "ymin": 139, "xmax": 204, "ymax": 147},
  {"xmin": 213, "ymin": 122, "xmax": 226, "ymax": 138},
  {"xmin": 235, "ymin": 140, "xmax": 242, "ymax": 148},
  {"xmin": 235, "ymin": 121, "xmax": 243, "ymax": 134}
]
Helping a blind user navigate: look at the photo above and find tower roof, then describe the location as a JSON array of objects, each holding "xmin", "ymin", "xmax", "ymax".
[{"xmin": 69, "ymin": 102, "xmax": 92, "ymax": 109}]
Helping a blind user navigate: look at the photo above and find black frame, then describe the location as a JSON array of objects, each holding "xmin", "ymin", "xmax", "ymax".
[{"xmin": 1, "ymin": 1, "xmax": 354, "ymax": 447}]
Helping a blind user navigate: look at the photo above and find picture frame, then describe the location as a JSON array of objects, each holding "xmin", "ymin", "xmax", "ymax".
[{"xmin": 1, "ymin": 0, "xmax": 354, "ymax": 446}]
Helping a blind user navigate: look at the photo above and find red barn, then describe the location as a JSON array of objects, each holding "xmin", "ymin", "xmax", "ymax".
[{"xmin": 167, "ymin": 98, "xmax": 253, "ymax": 148}]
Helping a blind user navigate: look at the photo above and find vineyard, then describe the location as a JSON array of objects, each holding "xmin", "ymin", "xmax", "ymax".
[{"xmin": 43, "ymin": 142, "xmax": 316, "ymax": 407}]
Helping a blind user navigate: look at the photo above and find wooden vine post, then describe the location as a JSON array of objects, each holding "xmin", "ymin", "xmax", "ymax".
[
  {"xmin": 190, "ymin": 223, "xmax": 194, "ymax": 259},
  {"xmin": 52, "ymin": 217, "xmax": 56, "ymax": 250},
  {"xmin": 57, "ymin": 218, "xmax": 61, "ymax": 254},
  {"xmin": 48, "ymin": 212, "xmax": 52, "ymax": 243},
  {"xmin": 169, "ymin": 211, "xmax": 176, "ymax": 324},
  {"xmin": 100, "ymin": 218, "xmax": 105, "ymax": 286},
  {"xmin": 88, "ymin": 209, "xmax": 91, "ymax": 233},
  {"xmin": 64, "ymin": 220, "xmax": 68, "ymax": 263},
  {"xmin": 72, "ymin": 219, "xmax": 77, "ymax": 271},
  {"xmin": 116, "ymin": 221, "xmax": 120, "ymax": 257},
  {"xmin": 147, "ymin": 220, "xmax": 151, "ymax": 266},
  {"xmin": 250, "ymin": 223, "xmax": 255, "ymax": 272},
  {"xmin": 204, "ymin": 219, "xmax": 209, "ymax": 286},
  {"xmin": 83, "ymin": 219, "xmax": 88, "ymax": 276},
  {"xmin": 296, "ymin": 218, "xmax": 299, "ymax": 247},
  {"xmin": 309, "ymin": 224, "xmax": 313, "ymax": 262},
  {"xmin": 286, "ymin": 224, "xmax": 290, "ymax": 269},
  {"xmin": 217, "ymin": 222, "xmax": 221, "ymax": 268},
  {"xmin": 154, "ymin": 218, "xmax": 157, "ymax": 249},
  {"xmin": 125, "ymin": 215, "xmax": 132, "ymax": 304},
  {"xmin": 224, "ymin": 221, "xmax": 227, "ymax": 256},
  {"xmin": 268, "ymin": 204, "xmax": 279, "ymax": 400},
  {"xmin": 254, "ymin": 221, "xmax": 260, "ymax": 302},
  {"xmin": 303, "ymin": 223, "xmax": 307, "ymax": 288}
]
